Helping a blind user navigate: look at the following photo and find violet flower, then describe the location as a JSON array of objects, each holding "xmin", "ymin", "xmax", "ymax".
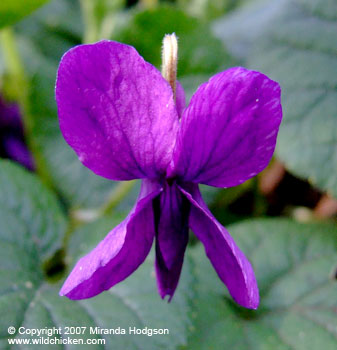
[
  {"xmin": 0, "ymin": 95, "xmax": 34, "ymax": 170},
  {"xmin": 56, "ymin": 37, "xmax": 282, "ymax": 309}
]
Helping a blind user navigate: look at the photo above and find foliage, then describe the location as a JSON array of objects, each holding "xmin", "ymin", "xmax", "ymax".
[
  {"xmin": 0, "ymin": 161, "xmax": 194, "ymax": 349},
  {"xmin": 0, "ymin": 0, "xmax": 336, "ymax": 349},
  {"xmin": 188, "ymin": 219, "xmax": 337, "ymax": 350},
  {"xmin": 214, "ymin": 0, "xmax": 337, "ymax": 197},
  {"xmin": 0, "ymin": 0, "xmax": 50, "ymax": 29}
]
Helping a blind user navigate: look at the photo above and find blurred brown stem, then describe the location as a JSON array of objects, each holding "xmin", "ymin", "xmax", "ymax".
[
  {"xmin": 314, "ymin": 194, "xmax": 337, "ymax": 219},
  {"xmin": 259, "ymin": 159, "xmax": 286, "ymax": 195}
]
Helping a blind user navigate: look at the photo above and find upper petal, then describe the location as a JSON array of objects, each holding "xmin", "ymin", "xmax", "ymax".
[
  {"xmin": 171, "ymin": 67, "xmax": 282, "ymax": 187},
  {"xmin": 179, "ymin": 183, "xmax": 259, "ymax": 309},
  {"xmin": 56, "ymin": 40, "xmax": 179, "ymax": 181},
  {"xmin": 60, "ymin": 179, "xmax": 162, "ymax": 300}
]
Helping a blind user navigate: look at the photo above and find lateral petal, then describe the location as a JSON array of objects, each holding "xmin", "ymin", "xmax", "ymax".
[
  {"xmin": 171, "ymin": 67, "xmax": 282, "ymax": 187},
  {"xmin": 56, "ymin": 40, "xmax": 179, "ymax": 180},
  {"xmin": 179, "ymin": 183, "xmax": 259, "ymax": 309},
  {"xmin": 60, "ymin": 179, "xmax": 162, "ymax": 300}
]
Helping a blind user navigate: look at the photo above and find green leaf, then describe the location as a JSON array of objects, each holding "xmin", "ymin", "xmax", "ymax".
[
  {"xmin": 0, "ymin": 161, "xmax": 196, "ymax": 349},
  {"xmin": 212, "ymin": 0, "xmax": 285, "ymax": 60},
  {"xmin": 11, "ymin": 218, "xmax": 195, "ymax": 349},
  {"xmin": 188, "ymin": 219, "xmax": 337, "ymax": 350},
  {"xmin": 0, "ymin": 160, "xmax": 67, "ymax": 339},
  {"xmin": 0, "ymin": 160, "xmax": 66, "ymax": 261},
  {"xmin": 213, "ymin": 0, "xmax": 337, "ymax": 197},
  {"xmin": 0, "ymin": 0, "xmax": 50, "ymax": 29},
  {"xmin": 178, "ymin": 0, "xmax": 239, "ymax": 21}
]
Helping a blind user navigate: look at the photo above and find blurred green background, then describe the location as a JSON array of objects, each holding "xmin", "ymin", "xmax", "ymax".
[{"xmin": 0, "ymin": 0, "xmax": 336, "ymax": 349}]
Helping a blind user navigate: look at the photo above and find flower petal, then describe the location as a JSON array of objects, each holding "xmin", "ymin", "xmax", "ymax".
[
  {"xmin": 56, "ymin": 40, "xmax": 179, "ymax": 180},
  {"xmin": 176, "ymin": 81, "xmax": 186, "ymax": 119},
  {"xmin": 0, "ymin": 96, "xmax": 22, "ymax": 129},
  {"xmin": 154, "ymin": 182, "xmax": 189, "ymax": 300},
  {"xmin": 179, "ymin": 183, "xmax": 259, "ymax": 309},
  {"xmin": 171, "ymin": 67, "xmax": 282, "ymax": 187},
  {"xmin": 155, "ymin": 255, "xmax": 185, "ymax": 302},
  {"xmin": 3, "ymin": 136, "xmax": 34, "ymax": 170},
  {"xmin": 60, "ymin": 179, "xmax": 162, "ymax": 300}
]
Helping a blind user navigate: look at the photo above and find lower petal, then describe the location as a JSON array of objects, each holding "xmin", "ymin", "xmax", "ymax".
[
  {"xmin": 179, "ymin": 183, "xmax": 259, "ymax": 309},
  {"xmin": 155, "ymin": 248, "xmax": 186, "ymax": 302},
  {"xmin": 154, "ymin": 182, "xmax": 190, "ymax": 300},
  {"xmin": 60, "ymin": 179, "xmax": 162, "ymax": 300}
]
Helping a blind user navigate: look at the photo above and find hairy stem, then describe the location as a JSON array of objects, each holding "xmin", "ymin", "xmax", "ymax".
[{"xmin": 161, "ymin": 33, "xmax": 178, "ymax": 100}]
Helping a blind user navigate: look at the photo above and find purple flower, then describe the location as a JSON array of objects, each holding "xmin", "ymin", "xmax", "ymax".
[
  {"xmin": 56, "ymin": 40, "xmax": 282, "ymax": 309},
  {"xmin": 0, "ymin": 95, "xmax": 34, "ymax": 170}
]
